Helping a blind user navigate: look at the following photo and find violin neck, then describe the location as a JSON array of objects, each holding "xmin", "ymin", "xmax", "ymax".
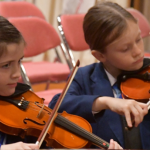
[{"xmin": 55, "ymin": 114, "xmax": 109, "ymax": 149}]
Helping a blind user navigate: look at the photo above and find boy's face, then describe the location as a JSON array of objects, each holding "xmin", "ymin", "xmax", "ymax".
[
  {"xmin": 0, "ymin": 42, "xmax": 24, "ymax": 96},
  {"xmin": 96, "ymin": 20, "xmax": 144, "ymax": 77}
]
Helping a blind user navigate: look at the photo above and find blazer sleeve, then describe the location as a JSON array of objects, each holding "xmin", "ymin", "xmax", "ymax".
[{"xmin": 48, "ymin": 68, "xmax": 101, "ymax": 123}]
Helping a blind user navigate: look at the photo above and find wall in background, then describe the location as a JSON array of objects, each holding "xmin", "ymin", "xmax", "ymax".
[
  {"xmin": 31, "ymin": 0, "xmax": 130, "ymax": 66},
  {"xmin": 8, "ymin": 0, "xmax": 150, "ymax": 66}
]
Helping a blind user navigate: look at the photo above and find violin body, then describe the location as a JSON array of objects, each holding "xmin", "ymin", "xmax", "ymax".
[
  {"xmin": 121, "ymin": 66, "xmax": 150, "ymax": 102},
  {"xmin": 0, "ymin": 90, "xmax": 92, "ymax": 148}
]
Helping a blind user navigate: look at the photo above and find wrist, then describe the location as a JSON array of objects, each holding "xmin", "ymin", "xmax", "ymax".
[
  {"xmin": 1, "ymin": 145, "xmax": 4, "ymax": 150},
  {"xmin": 92, "ymin": 96, "xmax": 109, "ymax": 112}
]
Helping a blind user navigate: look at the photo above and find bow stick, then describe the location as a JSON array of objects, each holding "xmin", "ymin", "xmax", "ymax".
[{"xmin": 36, "ymin": 60, "xmax": 80, "ymax": 148}]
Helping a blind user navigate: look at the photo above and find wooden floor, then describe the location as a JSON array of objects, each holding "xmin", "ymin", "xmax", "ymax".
[{"xmin": 32, "ymin": 82, "xmax": 66, "ymax": 92}]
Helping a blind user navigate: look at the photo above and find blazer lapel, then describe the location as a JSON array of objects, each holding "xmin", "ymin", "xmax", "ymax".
[
  {"xmin": 90, "ymin": 63, "xmax": 114, "ymax": 97},
  {"xmin": 90, "ymin": 63, "xmax": 124, "ymax": 146}
]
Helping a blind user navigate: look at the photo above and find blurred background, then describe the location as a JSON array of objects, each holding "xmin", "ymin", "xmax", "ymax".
[{"xmin": 3, "ymin": 0, "xmax": 150, "ymax": 67}]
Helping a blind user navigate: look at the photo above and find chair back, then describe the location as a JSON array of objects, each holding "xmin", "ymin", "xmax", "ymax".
[
  {"xmin": 58, "ymin": 14, "xmax": 89, "ymax": 51},
  {"xmin": 0, "ymin": 1, "xmax": 45, "ymax": 19},
  {"xmin": 57, "ymin": 14, "xmax": 89, "ymax": 67},
  {"xmin": 9, "ymin": 17, "xmax": 61, "ymax": 57},
  {"xmin": 126, "ymin": 8, "xmax": 150, "ymax": 38}
]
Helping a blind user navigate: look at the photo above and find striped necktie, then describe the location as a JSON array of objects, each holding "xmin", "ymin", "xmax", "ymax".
[{"xmin": 112, "ymin": 82, "xmax": 122, "ymax": 98}]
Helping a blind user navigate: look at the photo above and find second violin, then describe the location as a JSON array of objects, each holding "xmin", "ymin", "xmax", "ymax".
[{"xmin": 120, "ymin": 65, "xmax": 150, "ymax": 102}]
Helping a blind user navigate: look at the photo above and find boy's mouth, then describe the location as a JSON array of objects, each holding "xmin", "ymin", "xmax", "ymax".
[
  {"xmin": 7, "ymin": 83, "xmax": 17, "ymax": 88},
  {"xmin": 134, "ymin": 56, "xmax": 144, "ymax": 64}
]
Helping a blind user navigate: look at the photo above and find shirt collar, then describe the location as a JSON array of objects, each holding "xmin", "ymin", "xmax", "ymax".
[{"xmin": 104, "ymin": 69, "xmax": 117, "ymax": 86}]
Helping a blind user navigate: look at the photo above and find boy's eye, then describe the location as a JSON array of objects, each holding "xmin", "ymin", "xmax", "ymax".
[
  {"xmin": 18, "ymin": 58, "xmax": 23, "ymax": 64},
  {"xmin": 2, "ymin": 63, "xmax": 10, "ymax": 68},
  {"xmin": 136, "ymin": 37, "xmax": 141, "ymax": 43},
  {"xmin": 122, "ymin": 47, "xmax": 129, "ymax": 52}
]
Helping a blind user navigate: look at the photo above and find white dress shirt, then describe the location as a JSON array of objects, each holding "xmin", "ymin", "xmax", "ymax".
[{"xmin": 92, "ymin": 69, "xmax": 117, "ymax": 114}]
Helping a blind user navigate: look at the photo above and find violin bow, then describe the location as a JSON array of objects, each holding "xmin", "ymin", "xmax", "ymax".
[
  {"xmin": 147, "ymin": 100, "xmax": 150, "ymax": 110},
  {"xmin": 36, "ymin": 60, "xmax": 80, "ymax": 148}
]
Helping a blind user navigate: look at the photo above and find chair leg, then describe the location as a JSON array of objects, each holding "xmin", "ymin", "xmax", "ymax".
[
  {"xmin": 45, "ymin": 80, "xmax": 51, "ymax": 90},
  {"xmin": 20, "ymin": 63, "xmax": 33, "ymax": 91},
  {"xmin": 54, "ymin": 48, "xmax": 62, "ymax": 62},
  {"xmin": 60, "ymin": 43, "xmax": 74, "ymax": 70}
]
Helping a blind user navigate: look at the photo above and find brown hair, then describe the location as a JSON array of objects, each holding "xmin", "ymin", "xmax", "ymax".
[
  {"xmin": 0, "ymin": 16, "xmax": 25, "ymax": 57},
  {"xmin": 83, "ymin": 1, "xmax": 137, "ymax": 53}
]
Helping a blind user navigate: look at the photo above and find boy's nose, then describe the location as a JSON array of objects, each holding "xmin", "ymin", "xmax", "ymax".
[
  {"xmin": 132, "ymin": 44, "xmax": 142, "ymax": 57},
  {"xmin": 12, "ymin": 65, "xmax": 21, "ymax": 79}
]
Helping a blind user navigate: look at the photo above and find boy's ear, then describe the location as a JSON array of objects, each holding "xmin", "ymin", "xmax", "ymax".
[{"xmin": 91, "ymin": 50, "xmax": 106, "ymax": 62}]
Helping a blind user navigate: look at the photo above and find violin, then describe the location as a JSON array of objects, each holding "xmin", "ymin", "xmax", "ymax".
[
  {"xmin": 0, "ymin": 89, "xmax": 109, "ymax": 149},
  {"xmin": 119, "ymin": 58, "xmax": 150, "ymax": 102},
  {"xmin": 120, "ymin": 65, "xmax": 150, "ymax": 102},
  {"xmin": 0, "ymin": 59, "xmax": 109, "ymax": 149},
  {"xmin": 119, "ymin": 61, "xmax": 150, "ymax": 129}
]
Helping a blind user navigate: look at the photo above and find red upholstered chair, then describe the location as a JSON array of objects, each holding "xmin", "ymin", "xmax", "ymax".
[
  {"xmin": 144, "ymin": 53, "xmax": 150, "ymax": 58},
  {"xmin": 0, "ymin": 1, "xmax": 64, "ymax": 63},
  {"xmin": 36, "ymin": 89, "xmax": 62, "ymax": 106},
  {"xmin": 57, "ymin": 14, "xmax": 89, "ymax": 69},
  {"xmin": 0, "ymin": 2, "xmax": 66, "ymax": 105},
  {"xmin": 0, "ymin": 1, "xmax": 45, "ymax": 19},
  {"xmin": 8, "ymin": 17, "xmax": 69, "ymax": 104},
  {"xmin": 8, "ymin": 17, "xmax": 66, "ymax": 105},
  {"xmin": 126, "ymin": 8, "xmax": 150, "ymax": 58},
  {"xmin": 8, "ymin": 17, "xmax": 70, "ymax": 85}
]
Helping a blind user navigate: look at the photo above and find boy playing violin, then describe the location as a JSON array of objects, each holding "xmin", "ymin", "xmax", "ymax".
[
  {"xmin": 0, "ymin": 16, "xmax": 39, "ymax": 149},
  {"xmin": 49, "ymin": 1, "xmax": 149, "ymax": 149},
  {"xmin": 0, "ymin": 15, "xmax": 121, "ymax": 149}
]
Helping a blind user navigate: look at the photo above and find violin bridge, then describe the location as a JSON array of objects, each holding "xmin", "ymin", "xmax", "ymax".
[
  {"xmin": 18, "ymin": 97, "xmax": 24, "ymax": 106},
  {"xmin": 37, "ymin": 104, "xmax": 45, "ymax": 118}
]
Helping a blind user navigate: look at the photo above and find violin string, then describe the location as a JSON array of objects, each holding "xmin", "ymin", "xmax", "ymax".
[
  {"xmin": 58, "ymin": 115, "xmax": 108, "ymax": 146},
  {"xmin": 29, "ymin": 103, "xmax": 106, "ymax": 143},
  {"xmin": 30, "ymin": 102, "xmax": 51, "ymax": 113},
  {"xmin": 21, "ymin": 101, "xmax": 107, "ymax": 146},
  {"xmin": 21, "ymin": 101, "xmax": 51, "ymax": 114},
  {"xmin": 73, "ymin": 124, "xmax": 107, "ymax": 144},
  {"xmin": 24, "ymin": 101, "xmax": 103, "ymax": 143},
  {"xmin": 20, "ymin": 97, "xmax": 150, "ymax": 147},
  {"xmin": 28, "ymin": 103, "xmax": 47, "ymax": 112}
]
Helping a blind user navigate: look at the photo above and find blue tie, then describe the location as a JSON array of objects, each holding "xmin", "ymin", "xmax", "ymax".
[
  {"xmin": 112, "ymin": 82, "xmax": 122, "ymax": 98},
  {"xmin": 0, "ymin": 132, "xmax": 5, "ymax": 147}
]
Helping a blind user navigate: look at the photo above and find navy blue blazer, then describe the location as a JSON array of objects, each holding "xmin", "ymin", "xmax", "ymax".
[
  {"xmin": 49, "ymin": 62, "xmax": 150, "ymax": 149},
  {"xmin": 4, "ymin": 134, "xmax": 47, "ymax": 148}
]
